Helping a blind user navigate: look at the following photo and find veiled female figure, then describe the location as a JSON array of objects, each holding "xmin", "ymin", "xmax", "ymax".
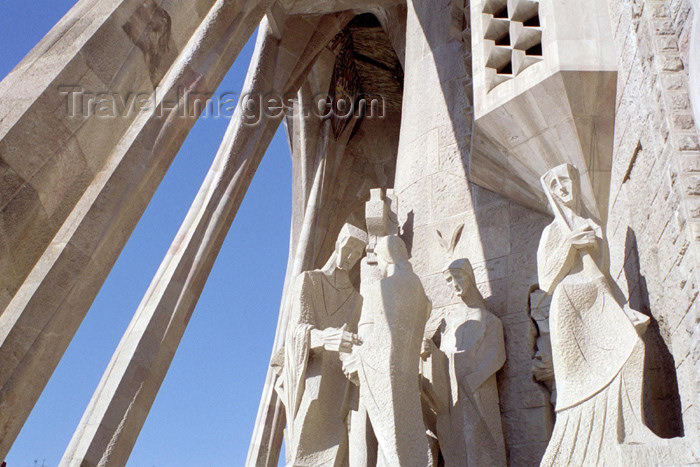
[{"xmin": 538, "ymin": 164, "xmax": 659, "ymax": 466}]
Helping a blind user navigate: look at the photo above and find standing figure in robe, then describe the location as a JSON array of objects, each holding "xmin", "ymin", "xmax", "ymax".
[
  {"xmin": 425, "ymin": 258, "xmax": 507, "ymax": 466},
  {"xmin": 537, "ymin": 163, "xmax": 665, "ymax": 466},
  {"xmin": 342, "ymin": 235, "xmax": 431, "ymax": 466},
  {"xmin": 282, "ymin": 223, "xmax": 368, "ymax": 467}
]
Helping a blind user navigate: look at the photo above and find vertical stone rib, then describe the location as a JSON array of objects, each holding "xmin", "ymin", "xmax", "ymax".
[
  {"xmin": 0, "ymin": 0, "xmax": 272, "ymax": 459},
  {"xmin": 61, "ymin": 12, "xmax": 353, "ymax": 467}
]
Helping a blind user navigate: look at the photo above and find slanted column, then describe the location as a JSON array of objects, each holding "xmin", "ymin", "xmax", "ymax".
[
  {"xmin": 0, "ymin": 0, "xmax": 273, "ymax": 459},
  {"xmin": 246, "ymin": 36, "xmax": 366, "ymax": 464},
  {"xmin": 61, "ymin": 13, "xmax": 353, "ymax": 467},
  {"xmin": 0, "ymin": 0, "xmax": 220, "ymax": 310}
]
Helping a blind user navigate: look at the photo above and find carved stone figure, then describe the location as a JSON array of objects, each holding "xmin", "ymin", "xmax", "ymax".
[
  {"xmin": 122, "ymin": 0, "xmax": 174, "ymax": 84},
  {"xmin": 342, "ymin": 235, "xmax": 430, "ymax": 466},
  {"xmin": 537, "ymin": 164, "xmax": 662, "ymax": 465},
  {"xmin": 281, "ymin": 223, "xmax": 368, "ymax": 467},
  {"xmin": 425, "ymin": 258, "xmax": 507, "ymax": 466}
]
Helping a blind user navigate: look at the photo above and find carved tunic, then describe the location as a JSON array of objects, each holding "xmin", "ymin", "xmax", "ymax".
[
  {"xmin": 284, "ymin": 270, "xmax": 362, "ymax": 466},
  {"xmin": 436, "ymin": 304, "xmax": 506, "ymax": 466},
  {"xmin": 355, "ymin": 269, "xmax": 430, "ymax": 466},
  {"xmin": 537, "ymin": 218, "xmax": 639, "ymax": 411}
]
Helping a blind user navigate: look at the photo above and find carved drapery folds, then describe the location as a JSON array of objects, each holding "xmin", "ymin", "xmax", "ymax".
[
  {"xmin": 0, "ymin": 1, "xmax": 698, "ymax": 465},
  {"xmin": 537, "ymin": 164, "xmax": 697, "ymax": 466}
]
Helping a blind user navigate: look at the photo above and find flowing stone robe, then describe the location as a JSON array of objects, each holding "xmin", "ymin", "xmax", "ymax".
[
  {"xmin": 352, "ymin": 267, "xmax": 430, "ymax": 466},
  {"xmin": 283, "ymin": 270, "xmax": 362, "ymax": 466},
  {"xmin": 538, "ymin": 213, "xmax": 653, "ymax": 465},
  {"xmin": 435, "ymin": 304, "xmax": 507, "ymax": 466}
]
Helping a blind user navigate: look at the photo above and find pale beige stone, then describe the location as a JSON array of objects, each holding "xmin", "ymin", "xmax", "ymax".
[
  {"xmin": 343, "ymin": 235, "xmax": 430, "ymax": 466},
  {"xmin": 280, "ymin": 224, "xmax": 366, "ymax": 466},
  {"xmin": 690, "ymin": 1, "xmax": 700, "ymax": 132},
  {"xmin": 469, "ymin": 0, "xmax": 618, "ymax": 222},
  {"xmin": 61, "ymin": 12, "xmax": 354, "ymax": 467},
  {"xmin": 0, "ymin": 1, "xmax": 272, "ymax": 461},
  {"xmin": 0, "ymin": 0, "xmax": 698, "ymax": 465},
  {"xmin": 538, "ymin": 164, "xmax": 697, "ymax": 466},
  {"xmin": 423, "ymin": 258, "xmax": 507, "ymax": 466}
]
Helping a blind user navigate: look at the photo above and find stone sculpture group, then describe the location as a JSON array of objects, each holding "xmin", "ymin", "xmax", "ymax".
[
  {"xmin": 275, "ymin": 188, "xmax": 508, "ymax": 466},
  {"xmin": 1, "ymin": 1, "xmax": 698, "ymax": 465},
  {"xmin": 272, "ymin": 166, "xmax": 699, "ymax": 466}
]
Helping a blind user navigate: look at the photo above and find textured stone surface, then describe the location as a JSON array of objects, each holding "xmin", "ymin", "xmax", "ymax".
[
  {"xmin": 281, "ymin": 225, "xmax": 366, "ymax": 466},
  {"xmin": 606, "ymin": 0, "xmax": 700, "ymax": 446},
  {"xmin": 0, "ymin": 0, "xmax": 216, "ymax": 310},
  {"xmin": 536, "ymin": 164, "xmax": 695, "ymax": 465},
  {"xmin": 0, "ymin": 0, "xmax": 698, "ymax": 465},
  {"xmin": 60, "ymin": 13, "xmax": 354, "ymax": 467},
  {"xmin": 469, "ymin": 0, "xmax": 619, "ymax": 220},
  {"xmin": 344, "ymin": 235, "xmax": 430, "ymax": 466}
]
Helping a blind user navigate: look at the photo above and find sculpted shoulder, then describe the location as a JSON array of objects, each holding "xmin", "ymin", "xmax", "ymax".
[{"xmin": 380, "ymin": 270, "xmax": 426, "ymax": 299}]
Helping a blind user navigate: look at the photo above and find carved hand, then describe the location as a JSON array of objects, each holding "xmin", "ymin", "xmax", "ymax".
[
  {"xmin": 340, "ymin": 350, "xmax": 361, "ymax": 385},
  {"xmin": 568, "ymin": 226, "xmax": 597, "ymax": 250},
  {"xmin": 323, "ymin": 324, "xmax": 361, "ymax": 353}
]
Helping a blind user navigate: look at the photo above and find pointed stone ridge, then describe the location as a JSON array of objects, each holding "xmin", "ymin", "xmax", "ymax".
[{"xmin": 468, "ymin": 0, "xmax": 616, "ymax": 222}]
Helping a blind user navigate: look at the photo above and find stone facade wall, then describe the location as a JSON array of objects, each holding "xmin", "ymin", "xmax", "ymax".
[
  {"xmin": 395, "ymin": 1, "xmax": 555, "ymax": 464},
  {"xmin": 606, "ymin": 0, "xmax": 700, "ymax": 439},
  {"xmin": 2, "ymin": 0, "xmax": 698, "ymax": 464},
  {"xmin": 397, "ymin": 0, "xmax": 700, "ymax": 464}
]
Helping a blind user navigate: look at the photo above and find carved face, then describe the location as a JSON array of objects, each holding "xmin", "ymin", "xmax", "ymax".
[
  {"xmin": 335, "ymin": 236, "xmax": 365, "ymax": 271},
  {"xmin": 444, "ymin": 269, "xmax": 467, "ymax": 296},
  {"xmin": 547, "ymin": 173, "xmax": 574, "ymax": 206}
]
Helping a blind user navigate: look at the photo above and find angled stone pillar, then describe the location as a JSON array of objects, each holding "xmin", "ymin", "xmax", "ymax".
[
  {"xmin": 0, "ymin": 0, "xmax": 221, "ymax": 310},
  {"xmin": 0, "ymin": 0, "xmax": 273, "ymax": 459},
  {"xmin": 61, "ymin": 13, "xmax": 353, "ymax": 467}
]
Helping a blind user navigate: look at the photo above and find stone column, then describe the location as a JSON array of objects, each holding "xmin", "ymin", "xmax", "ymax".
[
  {"xmin": 0, "ymin": 0, "xmax": 273, "ymax": 459},
  {"xmin": 0, "ymin": 0, "xmax": 218, "ymax": 310},
  {"xmin": 61, "ymin": 13, "xmax": 353, "ymax": 467},
  {"xmin": 246, "ymin": 21, "xmax": 363, "ymax": 465},
  {"xmin": 395, "ymin": 0, "xmax": 476, "ymax": 262}
]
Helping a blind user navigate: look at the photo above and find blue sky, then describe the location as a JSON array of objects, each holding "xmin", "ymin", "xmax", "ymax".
[{"xmin": 1, "ymin": 2, "xmax": 292, "ymax": 466}]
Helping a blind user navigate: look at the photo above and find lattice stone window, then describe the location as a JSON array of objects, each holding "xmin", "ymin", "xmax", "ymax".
[
  {"xmin": 482, "ymin": 0, "xmax": 542, "ymax": 90},
  {"xmin": 469, "ymin": 0, "xmax": 618, "ymax": 224}
]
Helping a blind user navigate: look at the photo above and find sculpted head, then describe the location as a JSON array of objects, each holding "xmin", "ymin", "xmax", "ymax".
[
  {"xmin": 443, "ymin": 258, "xmax": 476, "ymax": 298},
  {"xmin": 375, "ymin": 235, "xmax": 411, "ymax": 277},
  {"xmin": 541, "ymin": 164, "xmax": 580, "ymax": 209},
  {"xmin": 334, "ymin": 224, "xmax": 368, "ymax": 271}
]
